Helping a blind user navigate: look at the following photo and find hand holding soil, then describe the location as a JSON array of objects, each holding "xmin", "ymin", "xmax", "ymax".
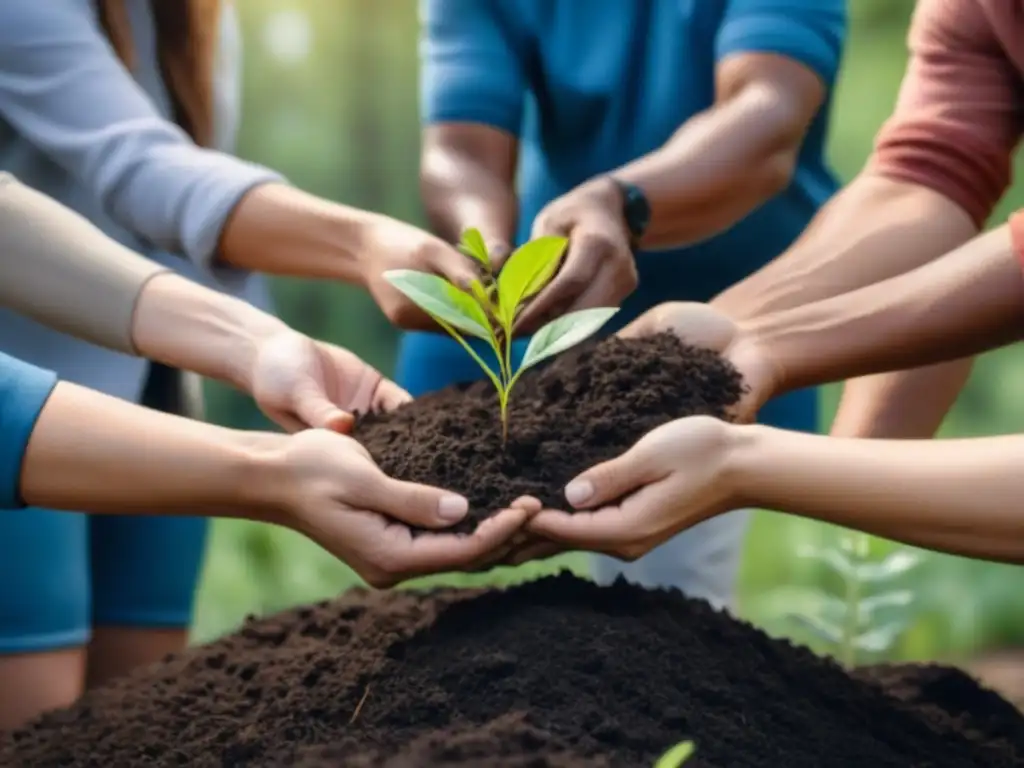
[{"xmin": 268, "ymin": 430, "xmax": 528, "ymax": 587}]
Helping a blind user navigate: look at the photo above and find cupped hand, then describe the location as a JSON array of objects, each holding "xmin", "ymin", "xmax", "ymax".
[
  {"xmin": 360, "ymin": 214, "xmax": 485, "ymax": 331},
  {"xmin": 277, "ymin": 430, "xmax": 531, "ymax": 587},
  {"xmin": 617, "ymin": 301, "xmax": 778, "ymax": 423},
  {"xmin": 514, "ymin": 178, "xmax": 638, "ymax": 333},
  {"xmin": 246, "ymin": 329, "xmax": 410, "ymax": 433},
  {"xmin": 524, "ymin": 416, "xmax": 740, "ymax": 561}
]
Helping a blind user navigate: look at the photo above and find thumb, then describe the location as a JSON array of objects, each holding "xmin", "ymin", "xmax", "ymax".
[
  {"xmin": 291, "ymin": 379, "xmax": 354, "ymax": 433},
  {"xmin": 487, "ymin": 240, "xmax": 513, "ymax": 271},
  {"xmin": 434, "ymin": 245, "xmax": 482, "ymax": 291},
  {"xmin": 563, "ymin": 441, "xmax": 664, "ymax": 510},
  {"xmin": 357, "ymin": 469, "xmax": 470, "ymax": 530}
]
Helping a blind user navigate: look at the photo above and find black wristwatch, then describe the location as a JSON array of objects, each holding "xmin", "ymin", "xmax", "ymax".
[{"xmin": 610, "ymin": 177, "xmax": 651, "ymax": 246}]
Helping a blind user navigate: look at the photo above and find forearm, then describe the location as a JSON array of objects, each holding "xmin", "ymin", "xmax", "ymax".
[
  {"xmin": 829, "ymin": 360, "xmax": 974, "ymax": 439},
  {"xmin": 613, "ymin": 84, "xmax": 806, "ymax": 249},
  {"xmin": 0, "ymin": 175, "xmax": 166, "ymax": 354},
  {"xmin": 714, "ymin": 175, "xmax": 977, "ymax": 320},
  {"xmin": 217, "ymin": 183, "xmax": 370, "ymax": 284},
  {"xmin": 420, "ymin": 127, "xmax": 518, "ymax": 248},
  {"xmin": 130, "ymin": 273, "xmax": 287, "ymax": 392},
  {"xmin": 729, "ymin": 424, "xmax": 1024, "ymax": 563},
  {"xmin": 743, "ymin": 219, "xmax": 1022, "ymax": 393},
  {"xmin": 19, "ymin": 381, "xmax": 288, "ymax": 523}
]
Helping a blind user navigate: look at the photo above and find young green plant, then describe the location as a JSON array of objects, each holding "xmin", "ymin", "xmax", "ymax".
[
  {"xmin": 787, "ymin": 531, "xmax": 923, "ymax": 668},
  {"xmin": 384, "ymin": 228, "xmax": 618, "ymax": 443},
  {"xmin": 654, "ymin": 740, "xmax": 696, "ymax": 767}
]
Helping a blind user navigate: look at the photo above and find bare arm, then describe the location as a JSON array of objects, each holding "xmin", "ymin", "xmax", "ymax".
[
  {"xmin": 715, "ymin": 0, "xmax": 1022, "ymax": 438},
  {"xmin": 417, "ymin": 0, "xmax": 528, "ymax": 259},
  {"xmin": 730, "ymin": 423, "xmax": 1024, "ymax": 562},
  {"xmin": 746, "ymin": 223, "xmax": 1023, "ymax": 392},
  {"xmin": 613, "ymin": 51, "xmax": 830, "ymax": 249}
]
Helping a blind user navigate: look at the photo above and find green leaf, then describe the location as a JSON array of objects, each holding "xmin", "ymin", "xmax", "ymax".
[
  {"xmin": 519, "ymin": 307, "xmax": 618, "ymax": 372},
  {"xmin": 854, "ymin": 619, "xmax": 911, "ymax": 653},
  {"xmin": 383, "ymin": 269, "xmax": 491, "ymax": 340},
  {"xmin": 443, "ymin": 282, "xmax": 493, "ymax": 337},
  {"xmin": 470, "ymin": 279, "xmax": 498, "ymax": 313},
  {"xmin": 496, "ymin": 235, "xmax": 568, "ymax": 326},
  {"xmin": 855, "ymin": 550, "xmax": 924, "ymax": 582},
  {"xmin": 655, "ymin": 740, "xmax": 695, "ymax": 768},
  {"xmin": 796, "ymin": 545, "xmax": 856, "ymax": 580},
  {"xmin": 459, "ymin": 228, "xmax": 492, "ymax": 270},
  {"xmin": 858, "ymin": 590, "xmax": 915, "ymax": 618},
  {"xmin": 789, "ymin": 612, "xmax": 843, "ymax": 645}
]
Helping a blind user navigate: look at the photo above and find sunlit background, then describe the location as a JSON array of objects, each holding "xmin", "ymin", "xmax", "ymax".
[{"xmin": 193, "ymin": 1, "xmax": 1024, "ymax": 671}]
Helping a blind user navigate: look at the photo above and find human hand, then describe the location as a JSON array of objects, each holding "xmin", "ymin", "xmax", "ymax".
[
  {"xmin": 617, "ymin": 301, "xmax": 778, "ymax": 423},
  {"xmin": 514, "ymin": 178, "xmax": 638, "ymax": 333},
  {"xmin": 359, "ymin": 214, "xmax": 485, "ymax": 331},
  {"xmin": 269, "ymin": 430, "xmax": 531, "ymax": 587},
  {"xmin": 524, "ymin": 416, "xmax": 741, "ymax": 562},
  {"xmin": 244, "ymin": 329, "xmax": 411, "ymax": 433}
]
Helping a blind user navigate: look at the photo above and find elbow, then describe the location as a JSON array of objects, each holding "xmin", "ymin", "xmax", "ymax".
[{"xmin": 752, "ymin": 148, "xmax": 798, "ymax": 201}]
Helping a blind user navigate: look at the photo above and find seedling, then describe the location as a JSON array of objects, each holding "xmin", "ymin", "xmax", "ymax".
[
  {"xmin": 384, "ymin": 228, "xmax": 618, "ymax": 443},
  {"xmin": 655, "ymin": 740, "xmax": 696, "ymax": 767},
  {"xmin": 788, "ymin": 530, "xmax": 923, "ymax": 668}
]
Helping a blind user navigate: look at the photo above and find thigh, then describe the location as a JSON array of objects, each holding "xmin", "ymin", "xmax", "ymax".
[
  {"xmin": 0, "ymin": 507, "xmax": 90, "ymax": 652},
  {"xmin": 90, "ymin": 363, "xmax": 209, "ymax": 628}
]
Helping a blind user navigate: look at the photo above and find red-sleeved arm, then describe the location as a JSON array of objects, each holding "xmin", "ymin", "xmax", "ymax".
[{"xmin": 868, "ymin": 0, "xmax": 1023, "ymax": 228}]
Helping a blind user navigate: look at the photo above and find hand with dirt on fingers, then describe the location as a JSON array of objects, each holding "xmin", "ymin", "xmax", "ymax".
[
  {"xmin": 245, "ymin": 329, "xmax": 411, "ymax": 433},
  {"xmin": 617, "ymin": 301, "xmax": 779, "ymax": 424},
  {"xmin": 513, "ymin": 178, "xmax": 639, "ymax": 334},
  {"xmin": 523, "ymin": 416, "xmax": 740, "ymax": 561},
  {"xmin": 269, "ymin": 430, "xmax": 532, "ymax": 587}
]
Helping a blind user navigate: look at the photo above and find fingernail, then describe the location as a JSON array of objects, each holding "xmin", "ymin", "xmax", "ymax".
[
  {"xmin": 565, "ymin": 479, "xmax": 594, "ymax": 506},
  {"xmin": 438, "ymin": 494, "xmax": 468, "ymax": 522}
]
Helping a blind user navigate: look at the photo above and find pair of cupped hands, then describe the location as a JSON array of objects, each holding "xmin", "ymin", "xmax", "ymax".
[{"xmin": 250, "ymin": 299, "xmax": 775, "ymax": 589}]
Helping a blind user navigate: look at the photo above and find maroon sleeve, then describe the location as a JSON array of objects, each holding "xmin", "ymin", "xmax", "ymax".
[{"xmin": 868, "ymin": 0, "xmax": 1023, "ymax": 228}]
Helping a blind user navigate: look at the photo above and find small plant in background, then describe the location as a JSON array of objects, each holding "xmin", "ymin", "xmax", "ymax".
[
  {"xmin": 385, "ymin": 227, "xmax": 618, "ymax": 443},
  {"xmin": 655, "ymin": 739, "xmax": 696, "ymax": 767},
  {"xmin": 788, "ymin": 529, "xmax": 923, "ymax": 668}
]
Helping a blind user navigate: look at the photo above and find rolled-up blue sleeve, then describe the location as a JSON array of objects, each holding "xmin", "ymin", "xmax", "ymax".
[
  {"xmin": 0, "ymin": 3, "xmax": 284, "ymax": 281},
  {"xmin": 419, "ymin": 0, "xmax": 528, "ymax": 133},
  {"xmin": 0, "ymin": 352, "xmax": 57, "ymax": 509},
  {"xmin": 715, "ymin": 0, "xmax": 847, "ymax": 86}
]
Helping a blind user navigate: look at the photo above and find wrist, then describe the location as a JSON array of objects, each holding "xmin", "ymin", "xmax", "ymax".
[
  {"xmin": 222, "ymin": 183, "xmax": 369, "ymax": 285},
  {"xmin": 722, "ymin": 423, "xmax": 774, "ymax": 510},
  {"xmin": 222, "ymin": 432, "xmax": 296, "ymax": 527},
  {"xmin": 132, "ymin": 273, "xmax": 289, "ymax": 392}
]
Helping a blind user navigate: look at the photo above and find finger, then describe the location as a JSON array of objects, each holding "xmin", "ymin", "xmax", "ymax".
[
  {"xmin": 507, "ymin": 495, "xmax": 543, "ymax": 514},
  {"xmin": 526, "ymin": 506, "xmax": 636, "ymax": 550},
  {"xmin": 433, "ymin": 246, "xmax": 483, "ymax": 291},
  {"xmin": 352, "ymin": 466, "xmax": 470, "ymax": 529},
  {"xmin": 399, "ymin": 507, "xmax": 530, "ymax": 576},
  {"xmin": 502, "ymin": 538, "xmax": 565, "ymax": 566},
  {"xmin": 291, "ymin": 382, "xmax": 355, "ymax": 433},
  {"xmin": 487, "ymin": 241, "xmax": 514, "ymax": 272},
  {"xmin": 373, "ymin": 378, "xmax": 413, "ymax": 412},
  {"xmin": 563, "ymin": 440, "xmax": 667, "ymax": 509},
  {"xmin": 261, "ymin": 406, "xmax": 306, "ymax": 434}
]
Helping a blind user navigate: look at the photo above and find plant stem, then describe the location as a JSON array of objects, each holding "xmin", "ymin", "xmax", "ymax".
[{"xmin": 840, "ymin": 532, "xmax": 869, "ymax": 669}]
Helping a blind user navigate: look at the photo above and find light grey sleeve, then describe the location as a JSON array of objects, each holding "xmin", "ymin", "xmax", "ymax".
[
  {"xmin": 0, "ymin": 2, "xmax": 285, "ymax": 278},
  {"xmin": 0, "ymin": 173, "xmax": 167, "ymax": 355}
]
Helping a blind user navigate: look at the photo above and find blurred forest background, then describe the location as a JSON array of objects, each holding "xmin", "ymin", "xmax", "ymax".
[{"xmin": 193, "ymin": 1, "xmax": 1024, "ymax": 662}]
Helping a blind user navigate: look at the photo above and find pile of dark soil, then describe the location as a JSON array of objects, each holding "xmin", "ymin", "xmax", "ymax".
[
  {"xmin": 3, "ymin": 574, "xmax": 1023, "ymax": 767},
  {"xmin": 354, "ymin": 333, "xmax": 744, "ymax": 532}
]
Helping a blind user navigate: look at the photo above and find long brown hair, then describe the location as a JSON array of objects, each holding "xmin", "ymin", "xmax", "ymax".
[{"xmin": 97, "ymin": 0, "xmax": 222, "ymax": 148}]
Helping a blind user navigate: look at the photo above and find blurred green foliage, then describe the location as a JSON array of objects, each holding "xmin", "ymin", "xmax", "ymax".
[{"xmin": 193, "ymin": 2, "xmax": 1024, "ymax": 662}]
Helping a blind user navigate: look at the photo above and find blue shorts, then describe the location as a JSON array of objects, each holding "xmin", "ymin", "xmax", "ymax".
[{"xmin": 0, "ymin": 364, "xmax": 208, "ymax": 654}]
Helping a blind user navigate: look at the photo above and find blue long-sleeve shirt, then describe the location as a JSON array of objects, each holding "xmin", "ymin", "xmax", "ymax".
[
  {"xmin": 420, "ymin": 0, "xmax": 846, "ymax": 302},
  {"xmin": 0, "ymin": 2, "xmax": 278, "ymax": 402},
  {"xmin": 0, "ymin": 353, "xmax": 57, "ymax": 510}
]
